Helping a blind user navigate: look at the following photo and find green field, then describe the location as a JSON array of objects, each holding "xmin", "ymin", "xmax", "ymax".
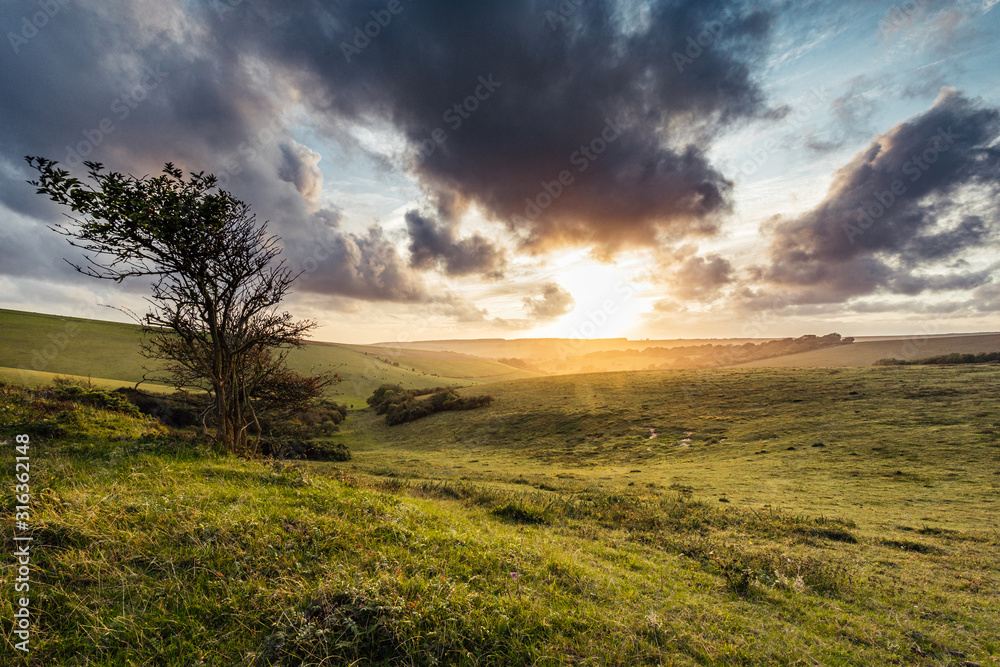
[
  {"xmin": 0, "ymin": 309, "xmax": 540, "ymax": 406},
  {"xmin": 2, "ymin": 363, "xmax": 998, "ymax": 664},
  {"xmin": 734, "ymin": 333, "xmax": 1000, "ymax": 368},
  {"xmin": 334, "ymin": 366, "xmax": 1000, "ymax": 529},
  {"xmin": 2, "ymin": 308, "xmax": 999, "ymax": 664}
]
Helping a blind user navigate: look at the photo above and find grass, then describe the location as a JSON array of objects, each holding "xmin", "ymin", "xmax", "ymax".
[
  {"xmin": 336, "ymin": 366, "xmax": 1000, "ymax": 531},
  {"xmin": 2, "ymin": 364, "xmax": 999, "ymax": 664},
  {"xmin": 0, "ymin": 309, "xmax": 540, "ymax": 407},
  {"xmin": 733, "ymin": 333, "xmax": 1000, "ymax": 367},
  {"xmin": 0, "ymin": 367, "xmax": 176, "ymax": 393}
]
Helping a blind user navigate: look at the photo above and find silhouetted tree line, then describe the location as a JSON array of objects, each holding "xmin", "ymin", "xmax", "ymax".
[{"xmin": 875, "ymin": 352, "xmax": 1000, "ymax": 366}]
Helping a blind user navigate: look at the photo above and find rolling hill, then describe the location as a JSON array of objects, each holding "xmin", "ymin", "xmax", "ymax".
[
  {"xmin": 730, "ymin": 332, "xmax": 1000, "ymax": 368},
  {"xmin": 0, "ymin": 309, "xmax": 540, "ymax": 405}
]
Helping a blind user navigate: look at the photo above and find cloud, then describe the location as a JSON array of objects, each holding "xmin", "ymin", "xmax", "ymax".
[
  {"xmin": 0, "ymin": 0, "xmax": 785, "ymax": 327},
  {"xmin": 288, "ymin": 212, "xmax": 430, "ymax": 303},
  {"xmin": 522, "ymin": 282, "xmax": 575, "ymax": 320},
  {"xmin": 278, "ymin": 141, "xmax": 324, "ymax": 205},
  {"xmin": 749, "ymin": 88, "xmax": 1000, "ymax": 306},
  {"xmin": 670, "ymin": 253, "xmax": 735, "ymax": 301},
  {"xmin": 652, "ymin": 245, "xmax": 734, "ymax": 302},
  {"xmin": 404, "ymin": 210, "xmax": 507, "ymax": 279},
  {"xmin": 0, "ymin": 0, "xmax": 504, "ymax": 321},
  {"xmin": 211, "ymin": 0, "xmax": 777, "ymax": 254}
]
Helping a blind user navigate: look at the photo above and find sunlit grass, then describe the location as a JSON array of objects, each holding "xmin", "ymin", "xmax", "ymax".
[{"xmin": 1, "ymin": 370, "xmax": 998, "ymax": 665}]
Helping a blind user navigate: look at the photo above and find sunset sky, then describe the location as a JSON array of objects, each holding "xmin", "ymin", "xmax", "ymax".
[{"xmin": 2, "ymin": 0, "xmax": 999, "ymax": 344}]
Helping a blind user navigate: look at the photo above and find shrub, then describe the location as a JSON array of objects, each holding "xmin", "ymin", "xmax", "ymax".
[
  {"xmin": 367, "ymin": 385, "xmax": 493, "ymax": 425},
  {"xmin": 51, "ymin": 384, "xmax": 143, "ymax": 418},
  {"xmin": 876, "ymin": 351, "xmax": 1000, "ymax": 366},
  {"xmin": 260, "ymin": 399, "xmax": 349, "ymax": 439},
  {"xmin": 260, "ymin": 437, "xmax": 351, "ymax": 462},
  {"xmin": 115, "ymin": 388, "xmax": 200, "ymax": 427}
]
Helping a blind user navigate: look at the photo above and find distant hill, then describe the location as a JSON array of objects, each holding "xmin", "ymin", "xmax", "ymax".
[
  {"xmin": 0, "ymin": 309, "xmax": 541, "ymax": 405},
  {"xmin": 370, "ymin": 336, "xmax": 777, "ymax": 359},
  {"xmin": 731, "ymin": 333, "xmax": 1000, "ymax": 368},
  {"xmin": 5, "ymin": 309, "xmax": 998, "ymax": 395}
]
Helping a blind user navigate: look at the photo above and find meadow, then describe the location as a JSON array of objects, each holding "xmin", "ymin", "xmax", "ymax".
[
  {"xmin": 1, "ymin": 309, "xmax": 998, "ymax": 664},
  {"xmin": 0, "ymin": 309, "xmax": 540, "ymax": 407},
  {"xmin": 1, "ymin": 364, "xmax": 998, "ymax": 664}
]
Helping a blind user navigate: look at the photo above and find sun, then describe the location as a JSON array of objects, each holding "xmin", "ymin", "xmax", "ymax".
[{"xmin": 534, "ymin": 252, "xmax": 651, "ymax": 339}]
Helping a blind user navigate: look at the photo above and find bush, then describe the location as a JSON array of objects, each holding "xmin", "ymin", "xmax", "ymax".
[
  {"xmin": 115, "ymin": 388, "xmax": 200, "ymax": 427},
  {"xmin": 367, "ymin": 385, "xmax": 492, "ymax": 426},
  {"xmin": 50, "ymin": 383, "xmax": 143, "ymax": 419},
  {"xmin": 261, "ymin": 436, "xmax": 351, "ymax": 462},
  {"xmin": 260, "ymin": 399, "xmax": 349, "ymax": 439}
]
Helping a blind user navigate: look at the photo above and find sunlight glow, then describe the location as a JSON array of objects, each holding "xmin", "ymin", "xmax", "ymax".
[{"xmin": 535, "ymin": 252, "xmax": 651, "ymax": 339}]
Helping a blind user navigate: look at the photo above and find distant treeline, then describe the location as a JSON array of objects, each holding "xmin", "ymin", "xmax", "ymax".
[
  {"xmin": 368, "ymin": 385, "xmax": 493, "ymax": 425},
  {"xmin": 875, "ymin": 352, "xmax": 1000, "ymax": 366}
]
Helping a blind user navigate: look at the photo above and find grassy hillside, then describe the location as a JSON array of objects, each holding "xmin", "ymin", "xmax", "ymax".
[
  {"xmin": 335, "ymin": 366, "xmax": 1000, "ymax": 529},
  {"xmin": 0, "ymin": 309, "xmax": 539, "ymax": 406},
  {"xmin": 732, "ymin": 333, "xmax": 1000, "ymax": 368},
  {"xmin": 2, "ymin": 367, "xmax": 998, "ymax": 664},
  {"xmin": 0, "ymin": 367, "xmax": 175, "ymax": 393}
]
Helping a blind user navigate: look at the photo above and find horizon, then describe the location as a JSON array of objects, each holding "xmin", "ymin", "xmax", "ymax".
[
  {"xmin": 2, "ymin": 1, "xmax": 1000, "ymax": 344},
  {"xmin": 5, "ymin": 306, "xmax": 1000, "ymax": 349}
]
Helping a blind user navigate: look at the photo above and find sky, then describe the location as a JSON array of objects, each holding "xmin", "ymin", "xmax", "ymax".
[{"xmin": 1, "ymin": 0, "xmax": 999, "ymax": 345}]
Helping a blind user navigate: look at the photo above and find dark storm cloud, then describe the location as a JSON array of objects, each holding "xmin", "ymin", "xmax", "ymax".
[
  {"xmin": 210, "ymin": 0, "xmax": 776, "ymax": 253},
  {"xmin": 752, "ymin": 88, "xmax": 1000, "ymax": 305},
  {"xmin": 0, "ymin": 0, "xmax": 293, "ymax": 282},
  {"xmin": 0, "ymin": 0, "xmax": 456, "ymax": 308},
  {"xmin": 404, "ymin": 210, "xmax": 506, "ymax": 279},
  {"xmin": 0, "ymin": 0, "xmax": 781, "ymax": 309}
]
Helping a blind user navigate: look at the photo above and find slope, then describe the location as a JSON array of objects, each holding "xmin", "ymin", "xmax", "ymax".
[
  {"xmin": 729, "ymin": 332, "xmax": 1000, "ymax": 368},
  {"xmin": 0, "ymin": 309, "xmax": 540, "ymax": 405}
]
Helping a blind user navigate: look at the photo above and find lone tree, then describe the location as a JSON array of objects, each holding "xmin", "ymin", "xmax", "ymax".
[{"xmin": 26, "ymin": 157, "xmax": 331, "ymax": 455}]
